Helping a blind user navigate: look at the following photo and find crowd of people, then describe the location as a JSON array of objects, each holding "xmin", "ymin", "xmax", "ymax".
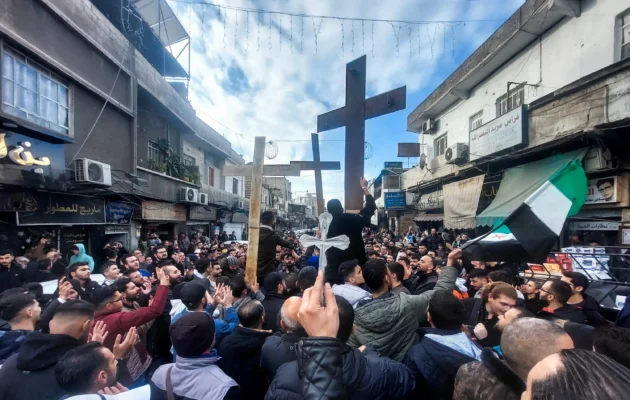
[{"xmin": 1, "ymin": 198, "xmax": 630, "ymax": 399}]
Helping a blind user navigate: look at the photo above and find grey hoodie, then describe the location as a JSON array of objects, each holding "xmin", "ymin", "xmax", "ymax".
[{"xmin": 348, "ymin": 265, "xmax": 457, "ymax": 361}]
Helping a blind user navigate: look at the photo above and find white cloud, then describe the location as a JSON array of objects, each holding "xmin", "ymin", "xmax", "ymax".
[{"xmin": 167, "ymin": 0, "xmax": 524, "ymax": 204}]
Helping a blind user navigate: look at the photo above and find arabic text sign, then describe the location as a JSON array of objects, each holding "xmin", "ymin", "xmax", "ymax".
[
  {"xmin": 384, "ymin": 191, "xmax": 407, "ymax": 210},
  {"xmin": 17, "ymin": 193, "xmax": 105, "ymax": 225},
  {"xmin": 106, "ymin": 201, "xmax": 135, "ymax": 224},
  {"xmin": 469, "ymin": 106, "xmax": 528, "ymax": 161},
  {"xmin": 585, "ymin": 176, "xmax": 617, "ymax": 204},
  {"xmin": 568, "ymin": 221, "xmax": 620, "ymax": 231},
  {"xmin": 0, "ymin": 131, "xmax": 66, "ymax": 189}
]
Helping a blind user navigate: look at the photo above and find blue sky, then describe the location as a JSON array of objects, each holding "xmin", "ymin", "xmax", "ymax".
[{"xmin": 166, "ymin": 0, "xmax": 524, "ymax": 202}]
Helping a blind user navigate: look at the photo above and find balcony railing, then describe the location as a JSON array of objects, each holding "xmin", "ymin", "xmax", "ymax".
[{"xmin": 206, "ymin": 185, "xmax": 250, "ymax": 210}]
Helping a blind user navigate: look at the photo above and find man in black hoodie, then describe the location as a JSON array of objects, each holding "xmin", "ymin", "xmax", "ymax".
[
  {"xmin": 325, "ymin": 178, "xmax": 376, "ymax": 285},
  {"xmin": 219, "ymin": 300, "xmax": 273, "ymax": 399},
  {"xmin": 257, "ymin": 211, "xmax": 294, "ymax": 283},
  {"xmin": 0, "ymin": 300, "xmax": 95, "ymax": 400},
  {"xmin": 561, "ymin": 271, "xmax": 608, "ymax": 326}
]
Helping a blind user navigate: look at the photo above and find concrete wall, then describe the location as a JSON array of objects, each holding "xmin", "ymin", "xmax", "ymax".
[{"xmin": 405, "ymin": 0, "xmax": 630, "ymax": 189}]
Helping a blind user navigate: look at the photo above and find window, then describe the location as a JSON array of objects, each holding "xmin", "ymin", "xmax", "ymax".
[
  {"xmin": 2, "ymin": 47, "xmax": 69, "ymax": 135},
  {"xmin": 496, "ymin": 85, "xmax": 524, "ymax": 117},
  {"xmin": 434, "ymin": 134, "xmax": 448, "ymax": 158},
  {"xmin": 208, "ymin": 167, "xmax": 215, "ymax": 186},
  {"xmin": 469, "ymin": 111, "xmax": 483, "ymax": 131},
  {"xmin": 233, "ymin": 178, "xmax": 239, "ymax": 195},
  {"xmin": 620, "ymin": 9, "xmax": 630, "ymax": 60},
  {"xmin": 148, "ymin": 141, "xmax": 164, "ymax": 164},
  {"xmin": 205, "ymin": 152, "xmax": 217, "ymax": 166},
  {"xmin": 182, "ymin": 154, "xmax": 195, "ymax": 166}
]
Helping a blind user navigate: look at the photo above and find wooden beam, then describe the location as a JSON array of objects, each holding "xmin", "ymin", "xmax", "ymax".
[
  {"xmin": 312, "ymin": 134, "xmax": 325, "ymax": 217},
  {"xmin": 290, "ymin": 161, "xmax": 341, "ymax": 171},
  {"xmin": 244, "ymin": 137, "xmax": 265, "ymax": 286},
  {"xmin": 223, "ymin": 164, "xmax": 301, "ymax": 177},
  {"xmin": 317, "ymin": 107, "xmax": 346, "ymax": 133}
]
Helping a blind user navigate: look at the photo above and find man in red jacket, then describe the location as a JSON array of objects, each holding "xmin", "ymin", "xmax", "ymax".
[{"xmin": 90, "ymin": 266, "xmax": 170, "ymax": 385}]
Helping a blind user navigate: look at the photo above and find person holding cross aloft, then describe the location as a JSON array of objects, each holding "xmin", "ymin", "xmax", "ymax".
[
  {"xmin": 325, "ymin": 177, "xmax": 376, "ymax": 285},
  {"xmin": 256, "ymin": 211, "xmax": 294, "ymax": 284}
]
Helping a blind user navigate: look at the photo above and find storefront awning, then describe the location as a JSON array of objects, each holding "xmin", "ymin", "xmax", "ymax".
[
  {"xmin": 476, "ymin": 149, "xmax": 588, "ymax": 227},
  {"xmin": 414, "ymin": 214, "xmax": 444, "ymax": 222},
  {"xmin": 443, "ymin": 175, "xmax": 485, "ymax": 230}
]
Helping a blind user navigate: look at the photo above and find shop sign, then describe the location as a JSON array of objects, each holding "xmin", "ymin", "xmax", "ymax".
[
  {"xmin": 189, "ymin": 205, "xmax": 217, "ymax": 221},
  {"xmin": 567, "ymin": 221, "xmax": 620, "ymax": 231},
  {"xmin": 384, "ymin": 161, "xmax": 403, "ymax": 169},
  {"xmin": 417, "ymin": 189, "xmax": 443, "ymax": 211},
  {"xmin": 0, "ymin": 131, "xmax": 66, "ymax": 189},
  {"xmin": 469, "ymin": 105, "xmax": 528, "ymax": 161},
  {"xmin": 106, "ymin": 201, "xmax": 134, "ymax": 224},
  {"xmin": 17, "ymin": 193, "xmax": 105, "ymax": 226},
  {"xmin": 140, "ymin": 201, "xmax": 186, "ymax": 221},
  {"xmin": 585, "ymin": 176, "xmax": 618, "ymax": 204},
  {"xmin": 385, "ymin": 191, "xmax": 406, "ymax": 210}
]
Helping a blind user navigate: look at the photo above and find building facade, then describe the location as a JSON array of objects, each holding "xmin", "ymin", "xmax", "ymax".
[{"xmin": 0, "ymin": 0, "xmax": 249, "ymax": 266}]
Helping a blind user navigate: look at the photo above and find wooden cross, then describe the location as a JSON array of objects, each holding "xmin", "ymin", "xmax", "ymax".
[
  {"xmin": 290, "ymin": 133, "xmax": 341, "ymax": 216},
  {"xmin": 317, "ymin": 55, "xmax": 407, "ymax": 213},
  {"xmin": 299, "ymin": 212, "xmax": 350, "ymax": 272},
  {"xmin": 223, "ymin": 136, "xmax": 301, "ymax": 285}
]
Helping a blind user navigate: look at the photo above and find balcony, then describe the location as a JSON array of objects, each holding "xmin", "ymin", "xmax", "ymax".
[{"xmin": 206, "ymin": 185, "xmax": 250, "ymax": 210}]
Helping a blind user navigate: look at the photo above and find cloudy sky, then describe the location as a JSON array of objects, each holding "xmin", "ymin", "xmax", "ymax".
[{"xmin": 166, "ymin": 0, "xmax": 525, "ymax": 203}]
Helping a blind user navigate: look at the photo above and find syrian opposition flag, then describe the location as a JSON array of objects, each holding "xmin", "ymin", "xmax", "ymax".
[{"xmin": 462, "ymin": 159, "xmax": 586, "ymax": 263}]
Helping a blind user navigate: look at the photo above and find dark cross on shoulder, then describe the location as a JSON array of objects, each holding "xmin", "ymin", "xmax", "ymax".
[
  {"xmin": 290, "ymin": 133, "xmax": 341, "ymax": 216},
  {"xmin": 317, "ymin": 55, "xmax": 406, "ymax": 212}
]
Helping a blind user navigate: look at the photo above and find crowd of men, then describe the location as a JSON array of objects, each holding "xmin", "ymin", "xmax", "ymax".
[{"xmin": 1, "ymin": 197, "xmax": 630, "ymax": 399}]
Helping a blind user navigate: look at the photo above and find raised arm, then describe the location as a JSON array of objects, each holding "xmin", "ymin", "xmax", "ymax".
[
  {"xmin": 407, "ymin": 249, "xmax": 461, "ymax": 316},
  {"xmin": 358, "ymin": 177, "xmax": 376, "ymax": 225}
]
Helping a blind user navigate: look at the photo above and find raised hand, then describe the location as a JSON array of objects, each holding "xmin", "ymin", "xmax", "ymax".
[
  {"xmin": 298, "ymin": 270, "xmax": 339, "ymax": 338},
  {"xmin": 57, "ymin": 277, "xmax": 73, "ymax": 301},
  {"xmin": 90, "ymin": 320, "xmax": 108, "ymax": 344},
  {"xmin": 221, "ymin": 285, "xmax": 234, "ymax": 308},
  {"xmin": 113, "ymin": 326, "xmax": 139, "ymax": 359}
]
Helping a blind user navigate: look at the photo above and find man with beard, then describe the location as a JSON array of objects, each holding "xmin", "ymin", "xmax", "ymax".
[
  {"xmin": 537, "ymin": 279, "xmax": 587, "ymax": 324},
  {"xmin": 325, "ymin": 178, "xmax": 377, "ymax": 285},
  {"xmin": 0, "ymin": 301, "xmax": 96, "ymax": 400},
  {"xmin": 421, "ymin": 228, "xmax": 444, "ymax": 252},
  {"xmin": 261, "ymin": 272, "xmax": 287, "ymax": 332},
  {"xmin": 222, "ymin": 256, "xmax": 242, "ymax": 280},
  {"xmin": 148, "ymin": 245, "xmax": 169, "ymax": 276},
  {"xmin": 257, "ymin": 211, "xmax": 294, "ymax": 283},
  {"xmin": 520, "ymin": 280, "xmax": 545, "ymax": 314},
  {"xmin": 91, "ymin": 266, "xmax": 170, "ymax": 383},
  {"xmin": 124, "ymin": 270, "xmax": 151, "ymax": 307},
  {"xmin": 55, "ymin": 337, "xmax": 137, "ymax": 396},
  {"xmin": 66, "ymin": 262, "xmax": 100, "ymax": 302},
  {"xmin": 118, "ymin": 277, "xmax": 153, "ymax": 346},
  {"xmin": 561, "ymin": 271, "xmax": 607, "ymax": 326},
  {"xmin": 0, "ymin": 249, "xmax": 23, "ymax": 295},
  {"xmin": 279, "ymin": 253, "xmax": 296, "ymax": 273}
]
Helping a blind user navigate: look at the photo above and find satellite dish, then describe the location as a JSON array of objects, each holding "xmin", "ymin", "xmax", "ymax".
[{"xmin": 419, "ymin": 153, "xmax": 426, "ymax": 170}]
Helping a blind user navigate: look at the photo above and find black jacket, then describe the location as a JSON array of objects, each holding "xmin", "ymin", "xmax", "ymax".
[
  {"xmin": 219, "ymin": 326, "xmax": 273, "ymax": 399},
  {"xmin": 524, "ymin": 295, "xmax": 545, "ymax": 314},
  {"xmin": 404, "ymin": 328, "xmax": 479, "ymax": 399},
  {"xmin": 0, "ymin": 332, "xmax": 80, "ymax": 400},
  {"xmin": 261, "ymin": 331, "xmax": 305, "ymax": 382},
  {"xmin": 462, "ymin": 298, "xmax": 502, "ymax": 347},
  {"xmin": 0, "ymin": 262, "xmax": 24, "ymax": 295},
  {"xmin": 412, "ymin": 271, "xmax": 438, "ymax": 295},
  {"xmin": 421, "ymin": 234, "xmax": 444, "ymax": 251},
  {"xmin": 325, "ymin": 195, "xmax": 376, "ymax": 285},
  {"xmin": 262, "ymin": 292, "xmax": 287, "ymax": 332},
  {"xmin": 573, "ymin": 294, "xmax": 608, "ymax": 327},
  {"xmin": 266, "ymin": 342, "xmax": 415, "ymax": 400},
  {"xmin": 538, "ymin": 305, "xmax": 587, "ymax": 325},
  {"xmin": 257, "ymin": 227, "xmax": 293, "ymax": 282}
]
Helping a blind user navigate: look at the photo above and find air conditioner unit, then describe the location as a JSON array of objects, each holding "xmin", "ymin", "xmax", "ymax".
[
  {"xmin": 179, "ymin": 187, "xmax": 199, "ymax": 203},
  {"xmin": 445, "ymin": 143, "xmax": 469, "ymax": 164},
  {"xmin": 74, "ymin": 159, "xmax": 112, "ymax": 186},
  {"xmin": 421, "ymin": 118, "xmax": 437, "ymax": 134},
  {"xmin": 383, "ymin": 175, "xmax": 401, "ymax": 190},
  {"xmin": 198, "ymin": 193, "xmax": 208, "ymax": 205},
  {"xmin": 583, "ymin": 147, "xmax": 613, "ymax": 172}
]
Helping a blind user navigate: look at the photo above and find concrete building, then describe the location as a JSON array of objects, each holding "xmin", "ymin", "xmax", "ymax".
[
  {"xmin": 0, "ymin": 0, "xmax": 248, "ymax": 264},
  {"xmin": 401, "ymin": 0, "xmax": 630, "ymax": 253}
]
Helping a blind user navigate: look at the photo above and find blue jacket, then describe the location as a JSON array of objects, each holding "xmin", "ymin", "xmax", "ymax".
[
  {"xmin": 68, "ymin": 243, "xmax": 95, "ymax": 272},
  {"xmin": 266, "ymin": 344, "xmax": 415, "ymax": 400},
  {"xmin": 404, "ymin": 328, "xmax": 481, "ymax": 400},
  {"xmin": 171, "ymin": 304, "xmax": 239, "ymax": 360}
]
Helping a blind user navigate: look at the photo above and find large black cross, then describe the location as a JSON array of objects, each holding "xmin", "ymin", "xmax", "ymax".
[{"xmin": 317, "ymin": 55, "xmax": 406, "ymax": 212}]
